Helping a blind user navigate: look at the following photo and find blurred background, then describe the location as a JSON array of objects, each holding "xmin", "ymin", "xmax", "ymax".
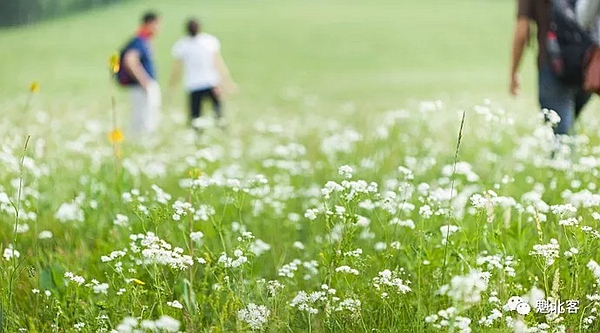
[
  {"xmin": 0, "ymin": 0, "xmax": 126, "ymax": 27},
  {"xmin": 0, "ymin": 0, "xmax": 541, "ymax": 128}
]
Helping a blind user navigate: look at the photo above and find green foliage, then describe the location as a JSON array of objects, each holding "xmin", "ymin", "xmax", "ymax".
[{"xmin": 0, "ymin": 0, "xmax": 128, "ymax": 27}]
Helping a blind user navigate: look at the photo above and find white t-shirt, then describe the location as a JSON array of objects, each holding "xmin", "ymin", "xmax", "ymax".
[{"xmin": 172, "ymin": 33, "xmax": 221, "ymax": 91}]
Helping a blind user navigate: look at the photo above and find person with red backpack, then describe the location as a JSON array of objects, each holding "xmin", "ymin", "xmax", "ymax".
[
  {"xmin": 510, "ymin": 0, "xmax": 592, "ymax": 136},
  {"xmin": 117, "ymin": 11, "xmax": 162, "ymax": 136}
]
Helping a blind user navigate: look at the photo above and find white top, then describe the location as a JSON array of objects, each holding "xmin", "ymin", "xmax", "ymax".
[
  {"xmin": 576, "ymin": 0, "xmax": 600, "ymax": 44},
  {"xmin": 172, "ymin": 33, "xmax": 221, "ymax": 91}
]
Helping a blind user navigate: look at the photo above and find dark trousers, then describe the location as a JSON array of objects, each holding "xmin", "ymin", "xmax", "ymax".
[
  {"xmin": 189, "ymin": 87, "xmax": 222, "ymax": 121},
  {"xmin": 538, "ymin": 64, "xmax": 591, "ymax": 135}
]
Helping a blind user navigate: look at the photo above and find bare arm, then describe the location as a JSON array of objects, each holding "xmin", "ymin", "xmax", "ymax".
[
  {"xmin": 124, "ymin": 49, "xmax": 152, "ymax": 90},
  {"xmin": 169, "ymin": 59, "xmax": 182, "ymax": 88},
  {"xmin": 510, "ymin": 17, "xmax": 530, "ymax": 96},
  {"xmin": 215, "ymin": 52, "xmax": 236, "ymax": 91},
  {"xmin": 576, "ymin": 0, "xmax": 600, "ymax": 29}
]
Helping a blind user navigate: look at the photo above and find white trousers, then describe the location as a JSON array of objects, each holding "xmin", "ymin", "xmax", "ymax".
[{"xmin": 130, "ymin": 81, "xmax": 161, "ymax": 135}]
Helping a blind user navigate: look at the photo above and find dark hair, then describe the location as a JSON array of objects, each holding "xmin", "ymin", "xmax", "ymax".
[
  {"xmin": 187, "ymin": 18, "xmax": 200, "ymax": 36},
  {"xmin": 142, "ymin": 11, "xmax": 159, "ymax": 24}
]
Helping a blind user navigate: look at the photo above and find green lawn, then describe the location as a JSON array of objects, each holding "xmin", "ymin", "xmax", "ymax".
[{"xmin": 0, "ymin": 0, "xmax": 527, "ymax": 115}]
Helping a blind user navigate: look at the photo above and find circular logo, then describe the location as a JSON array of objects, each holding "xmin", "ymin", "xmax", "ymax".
[
  {"xmin": 506, "ymin": 296, "xmax": 525, "ymax": 311},
  {"xmin": 516, "ymin": 302, "xmax": 532, "ymax": 315}
]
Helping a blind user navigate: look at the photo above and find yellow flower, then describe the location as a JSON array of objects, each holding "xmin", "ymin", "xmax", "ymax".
[
  {"xmin": 29, "ymin": 82, "xmax": 39, "ymax": 93},
  {"xmin": 188, "ymin": 168, "xmax": 202, "ymax": 178},
  {"xmin": 109, "ymin": 129, "xmax": 124, "ymax": 144},
  {"xmin": 131, "ymin": 278, "xmax": 145, "ymax": 285},
  {"xmin": 109, "ymin": 54, "xmax": 120, "ymax": 74}
]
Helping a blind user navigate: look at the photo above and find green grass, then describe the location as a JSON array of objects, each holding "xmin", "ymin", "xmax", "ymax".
[
  {"xmin": 2, "ymin": 0, "xmax": 600, "ymax": 332},
  {"xmin": 0, "ymin": 0, "xmax": 527, "ymax": 112}
]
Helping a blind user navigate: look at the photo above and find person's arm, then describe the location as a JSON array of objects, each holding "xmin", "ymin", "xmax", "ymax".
[
  {"xmin": 510, "ymin": 16, "xmax": 530, "ymax": 96},
  {"xmin": 215, "ymin": 52, "xmax": 237, "ymax": 94},
  {"xmin": 576, "ymin": 0, "xmax": 600, "ymax": 29},
  {"xmin": 169, "ymin": 59, "xmax": 182, "ymax": 88},
  {"xmin": 124, "ymin": 49, "xmax": 152, "ymax": 90}
]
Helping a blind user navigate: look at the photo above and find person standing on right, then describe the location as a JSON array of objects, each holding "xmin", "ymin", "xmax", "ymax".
[
  {"xmin": 510, "ymin": 0, "xmax": 591, "ymax": 135},
  {"xmin": 169, "ymin": 18, "xmax": 237, "ymax": 130},
  {"xmin": 576, "ymin": 0, "xmax": 600, "ymax": 92},
  {"xmin": 576, "ymin": 0, "xmax": 600, "ymax": 35}
]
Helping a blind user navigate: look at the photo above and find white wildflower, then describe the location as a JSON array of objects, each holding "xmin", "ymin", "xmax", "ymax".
[
  {"xmin": 167, "ymin": 300, "xmax": 183, "ymax": 309},
  {"xmin": 237, "ymin": 303, "xmax": 270, "ymax": 330}
]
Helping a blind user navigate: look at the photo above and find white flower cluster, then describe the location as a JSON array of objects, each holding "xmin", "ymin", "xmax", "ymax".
[
  {"xmin": 478, "ymin": 309, "xmax": 502, "ymax": 327},
  {"xmin": 476, "ymin": 253, "xmax": 517, "ymax": 277},
  {"xmin": 267, "ymin": 280, "xmax": 285, "ymax": 297},
  {"xmin": 470, "ymin": 190, "xmax": 517, "ymax": 209},
  {"xmin": 335, "ymin": 265, "xmax": 359, "ymax": 275},
  {"xmin": 389, "ymin": 218, "xmax": 415, "ymax": 229},
  {"xmin": 588, "ymin": 260, "xmax": 600, "ymax": 281},
  {"xmin": 320, "ymin": 179, "xmax": 378, "ymax": 201},
  {"xmin": 2, "ymin": 245, "xmax": 20, "ymax": 261},
  {"xmin": 190, "ymin": 231, "xmax": 204, "ymax": 244},
  {"xmin": 55, "ymin": 194, "xmax": 86, "ymax": 223},
  {"xmin": 441, "ymin": 161, "xmax": 479, "ymax": 183},
  {"xmin": 218, "ymin": 249, "xmax": 248, "ymax": 268},
  {"xmin": 151, "ymin": 184, "xmax": 172, "ymax": 204},
  {"xmin": 320, "ymin": 128, "xmax": 362, "ymax": 156},
  {"xmin": 278, "ymin": 259, "xmax": 318, "ymax": 280},
  {"xmin": 90, "ymin": 280, "xmax": 109, "ymax": 295},
  {"xmin": 112, "ymin": 315, "xmax": 180, "ymax": 333},
  {"xmin": 440, "ymin": 225, "xmax": 459, "ymax": 245},
  {"xmin": 279, "ymin": 259, "xmax": 302, "ymax": 278},
  {"xmin": 249, "ymin": 239, "xmax": 271, "ymax": 256},
  {"xmin": 101, "ymin": 250, "xmax": 127, "ymax": 263},
  {"xmin": 172, "ymin": 200, "xmax": 194, "ymax": 221},
  {"xmin": 237, "ymin": 303, "xmax": 270, "ymax": 330},
  {"xmin": 549, "ymin": 203, "xmax": 577, "ymax": 216},
  {"xmin": 558, "ymin": 217, "xmax": 579, "ymax": 227},
  {"xmin": 335, "ymin": 298, "xmax": 361, "ymax": 314},
  {"xmin": 64, "ymin": 272, "xmax": 86, "ymax": 286},
  {"xmin": 438, "ymin": 270, "xmax": 489, "ymax": 305},
  {"xmin": 372, "ymin": 269, "xmax": 412, "ymax": 297},
  {"xmin": 425, "ymin": 307, "xmax": 471, "ymax": 333},
  {"xmin": 113, "ymin": 214, "xmax": 130, "ymax": 228},
  {"xmin": 290, "ymin": 290, "xmax": 328, "ymax": 314},
  {"xmin": 338, "ymin": 165, "xmax": 354, "ymax": 179},
  {"xmin": 130, "ymin": 232, "xmax": 194, "ymax": 270},
  {"xmin": 167, "ymin": 300, "xmax": 183, "ymax": 309},
  {"xmin": 529, "ymin": 238, "xmax": 560, "ymax": 266},
  {"xmin": 343, "ymin": 248, "xmax": 363, "ymax": 257}
]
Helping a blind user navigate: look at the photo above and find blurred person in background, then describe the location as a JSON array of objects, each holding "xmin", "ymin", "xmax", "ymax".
[
  {"xmin": 576, "ymin": 0, "xmax": 600, "ymax": 92},
  {"xmin": 576, "ymin": 0, "xmax": 600, "ymax": 42},
  {"xmin": 117, "ymin": 11, "xmax": 162, "ymax": 135},
  {"xmin": 169, "ymin": 18, "xmax": 237, "ymax": 131},
  {"xmin": 510, "ymin": 0, "xmax": 590, "ymax": 136}
]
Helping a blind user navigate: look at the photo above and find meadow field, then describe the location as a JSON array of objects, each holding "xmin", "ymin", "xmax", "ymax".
[{"xmin": 2, "ymin": 0, "xmax": 600, "ymax": 332}]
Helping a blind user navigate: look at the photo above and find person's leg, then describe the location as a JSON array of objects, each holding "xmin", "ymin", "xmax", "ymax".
[
  {"xmin": 538, "ymin": 64, "xmax": 575, "ymax": 135},
  {"xmin": 146, "ymin": 81, "xmax": 161, "ymax": 133},
  {"xmin": 208, "ymin": 87, "xmax": 222, "ymax": 119},
  {"xmin": 130, "ymin": 86, "xmax": 147, "ymax": 135},
  {"xmin": 574, "ymin": 89, "xmax": 592, "ymax": 120},
  {"xmin": 190, "ymin": 89, "xmax": 202, "ymax": 123}
]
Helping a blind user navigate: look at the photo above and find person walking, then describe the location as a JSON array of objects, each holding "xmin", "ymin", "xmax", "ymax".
[
  {"xmin": 576, "ymin": 0, "xmax": 600, "ymax": 92},
  {"xmin": 576, "ymin": 0, "xmax": 600, "ymax": 36},
  {"xmin": 510, "ymin": 0, "xmax": 591, "ymax": 135},
  {"xmin": 118, "ymin": 11, "xmax": 162, "ymax": 135},
  {"xmin": 169, "ymin": 18, "xmax": 236, "ymax": 130}
]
